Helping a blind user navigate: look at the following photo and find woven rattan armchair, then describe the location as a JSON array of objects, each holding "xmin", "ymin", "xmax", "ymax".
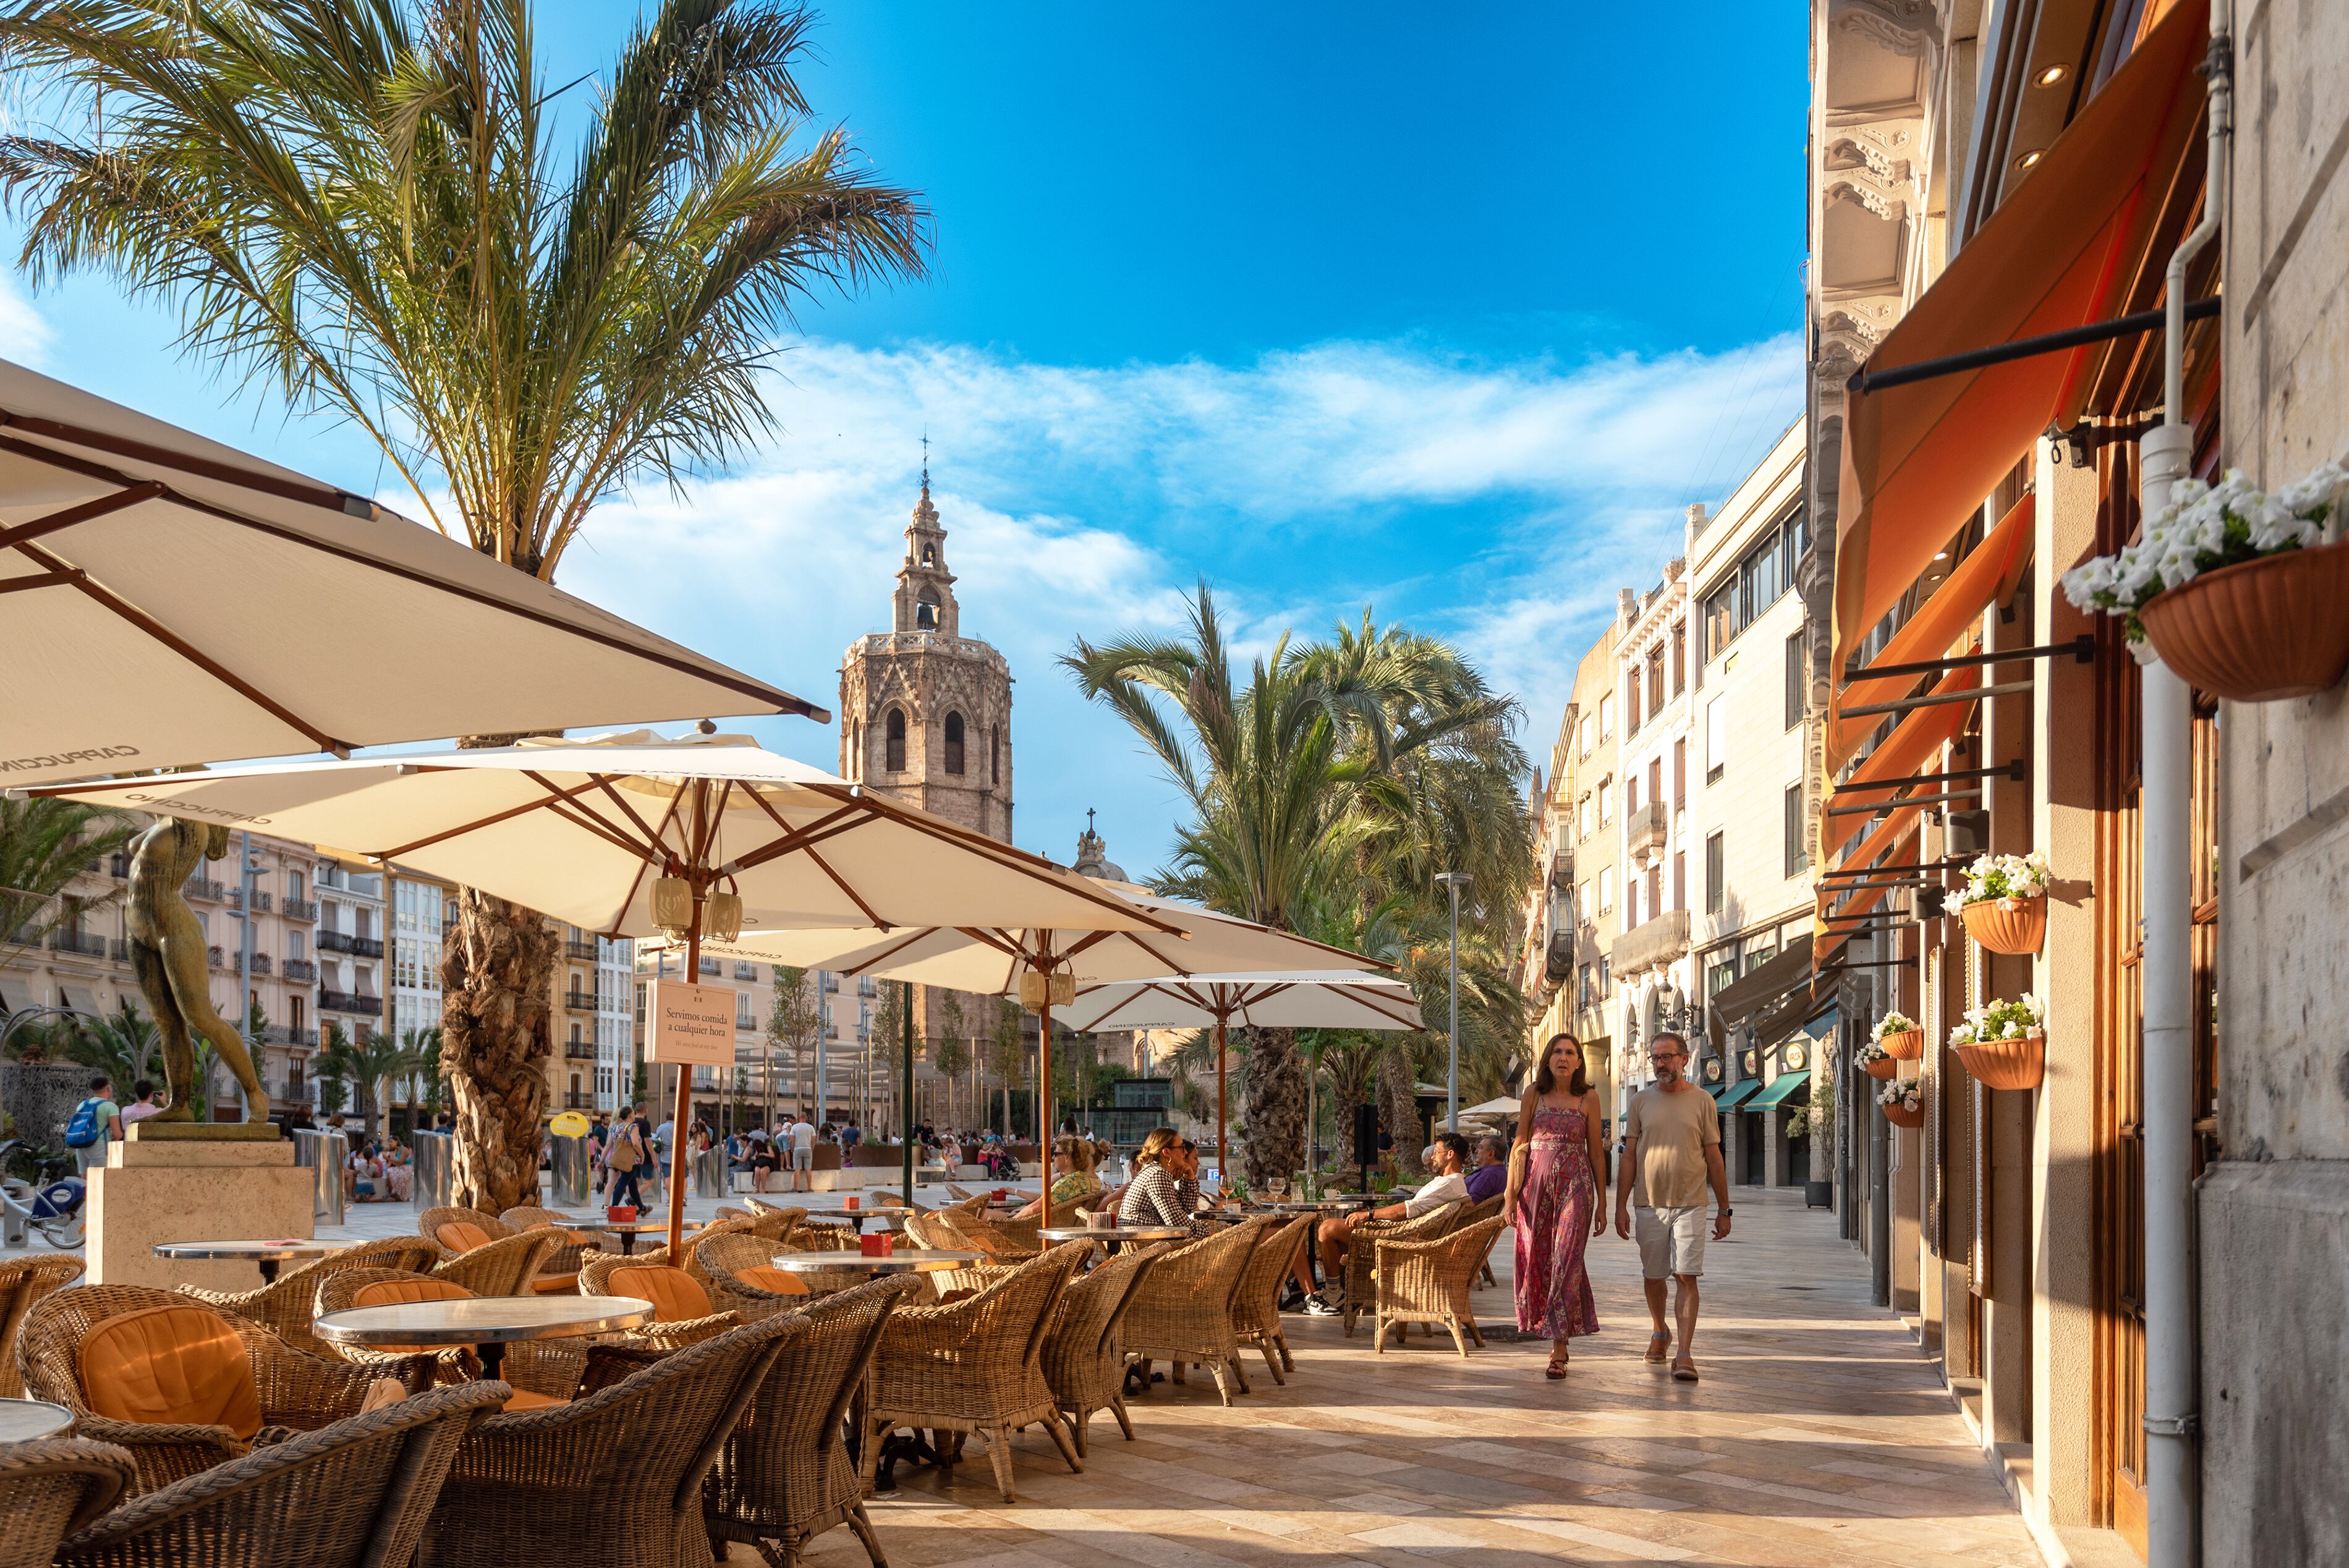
[
  {"xmin": 695, "ymin": 1232, "xmax": 813, "ymax": 1322},
  {"xmin": 577, "ymin": 1252, "xmax": 740, "ymax": 1348},
  {"xmin": 1121, "ymin": 1214, "xmax": 1270, "ymax": 1406},
  {"xmin": 496, "ymin": 1206, "xmax": 612, "ymax": 1292},
  {"xmin": 19, "ymin": 1285, "xmax": 434, "ymax": 1495},
  {"xmin": 1233, "ymin": 1214, "xmax": 1314, "ymax": 1383},
  {"xmin": 0, "ymin": 1253, "xmax": 85, "ymax": 1399},
  {"xmin": 1039, "ymin": 1241, "xmax": 1165, "ymax": 1457},
  {"xmin": 0, "ymin": 1439, "xmax": 135, "ymax": 1568},
  {"xmin": 1339, "ymin": 1202, "xmax": 1458, "ymax": 1337},
  {"xmin": 1370, "ymin": 1213, "xmax": 1508, "ymax": 1357},
  {"xmin": 174, "ymin": 1237, "xmax": 439, "ymax": 1359},
  {"xmin": 418, "ymin": 1312, "xmax": 796, "ymax": 1568},
  {"xmin": 417, "ymin": 1206, "xmax": 513, "ymax": 1255},
  {"xmin": 856, "ymin": 1243, "xmax": 1087, "ymax": 1502},
  {"xmin": 990, "ymin": 1194, "xmax": 1085, "ymax": 1253},
  {"xmin": 1441, "ymin": 1193, "xmax": 1505, "ymax": 1290},
  {"xmin": 53, "ymin": 1380, "xmax": 506, "ymax": 1568},
  {"xmin": 432, "ymin": 1229, "xmax": 567, "ymax": 1298},
  {"xmin": 703, "ymin": 1276, "xmax": 915, "ymax": 1567},
  {"xmin": 314, "ymin": 1268, "xmax": 585, "ymax": 1404}
]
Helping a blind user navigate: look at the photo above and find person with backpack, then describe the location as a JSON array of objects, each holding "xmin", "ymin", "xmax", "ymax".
[
  {"xmin": 64, "ymin": 1075, "xmax": 123, "ymax": 1174},
  {"xmin": 605, "ymin": 1101, "xmax": 650, "ymax": 1212}
]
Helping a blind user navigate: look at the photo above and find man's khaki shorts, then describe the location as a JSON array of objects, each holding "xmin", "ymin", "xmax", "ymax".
[{"xmin": 1634, "ymin": 1205, "xmax": 1707, "ymax": 1280}]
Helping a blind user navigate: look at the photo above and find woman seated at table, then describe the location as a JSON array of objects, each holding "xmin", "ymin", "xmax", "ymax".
[
  {"xmin": 748, "ymin": 1129, "xmax": 778, "ymax": 1193},
  {"xmin": 1115, "ymin": 1127, "xmax": 1221, "ymax": 1237},
  {"xmin": 1013, "ymin": 1135, "xmax": 1103, "ymax": 1219},
  {"xmin": 381, "ymin": 1138, "xmax": 414, "ymax": 1202}
]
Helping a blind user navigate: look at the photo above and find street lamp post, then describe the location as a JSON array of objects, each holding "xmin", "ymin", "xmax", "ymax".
[{"xmin": 1435, "ymin": 871, "xmax": 1472, "ymax": 1135}]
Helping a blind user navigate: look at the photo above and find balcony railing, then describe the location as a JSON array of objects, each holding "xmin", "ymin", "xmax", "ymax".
[
  {"xmin": 265, "ymin": 1024, "xmax": 319, "ymax": 1048},
  {"xmin": 316, "ymin": 930, "xmax": 384, "ymax": 958},
  {"xmin": 1609, "ymin": 907, "xmax": 1689, "ymax": 977},
  {"xmin": 282, "ymin": 957, "xmax": 317, "ymax": 983},
  {"xmin": 1626, "ymin": 799, "xmax": 1668, "ymax": 860},
  {"xmin": 733, "ymin": 962, "xmax": 760, "ymax": 981},
  {"xmin": 247, "ymin": 952, "xmax": 273, "ymax": 977},
  {"xmin": 182, "ymin": 877, "xmax": 225, "ymax": 902},
  {"xmin": 563, "ymin": 990, "xmax": 598, "ymax": 1012},
  {"xmin": 821, "ymin": 973, "xmax": 840, "ymax": 991},
  {"xmin": 109, "ymin": 938, "xmax": 130, "ymax": 962},
  {"xmin": 697, "ymin": 958, "xmax": 720, "ymax": 977},
  {"xmin": 207, "ymin": 945, "xmax": 226, "ymax": 971},
  {"xmin": 48, "ymin": 930, "xmax": 109, "ymax": 959},
  {"xmin": 564, "ymin": 1042, "xmax": 596, "ymax": 1059},
  {"xmin": 1544, "ymin": 926, "xmax": 1574, "ymax": 985},
  {"xmin": 564, "ymin": 1091, "xmax": 593, "ymax": 1109},
  {"xmin": 566, "ymin": 939, "xmax": 600, "ymax": 961},
  {"xmin": 319, "ymin": 988, "xmax": 383, "ymax": 1016},
  {"xmin": 282, "ymin": 897, "xmax": 318, "ymax": 922},
  {"xmin": 227, "ymin": 888, "xmax": 273, "ymax": 914}
]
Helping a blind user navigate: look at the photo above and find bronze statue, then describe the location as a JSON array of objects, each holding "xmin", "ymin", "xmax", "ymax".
[{"xmin": 125, "ymin": 818, "xmax": 270, "ymax": 1124}]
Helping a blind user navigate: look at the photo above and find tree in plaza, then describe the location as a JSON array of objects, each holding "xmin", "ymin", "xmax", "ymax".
[
  {"xmin": 1066, "ymin": 586, "xmax": 1534, "ymax": 1185},
  {"xmin": 1, "ymin": 797, "xmax": 137, "ymax": 974},
  {"xmin": 61, "ymin": 1001, "xmax": 160, "ymax": 1096},
  {"xmin": 935, "ymin": 991, "xmax": 968, "ymax": 1127},
  {"xmin": 766, "ymin": 968, "xmax": 820, "ymax": 1124},
  {"xmin": 0, "ymin": 0, "xmax": 928, "ymax": 1210},
  {"xmin": 867, "ymin": 981, "xmax": 906, "ymax": 1134},
  {"xmin": 317, "ymin": 1022, "xmax": 434, "ymax": 1142},
  {"xmin": 987, "ymin": 997, "xmax": 1025, "ymax": 1138}
]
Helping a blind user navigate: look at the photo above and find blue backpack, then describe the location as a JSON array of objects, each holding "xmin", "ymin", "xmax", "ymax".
[{"xmin": 62, "ymin": 1097, "xmax": 104, "ymax": 1149}]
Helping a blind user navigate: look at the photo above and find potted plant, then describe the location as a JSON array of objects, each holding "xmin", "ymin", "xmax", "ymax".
[
  {"xmin": 1853, "ymin": 1038, "xmax": 1899, "ymax": 1080},
  {"xmin": 1950, "ymin": 850, "xmax": 2051, "ymax": 956},
  {"xmin": 1798, "ymin": 1073, "xmax": 1836, "ymax": 1208},
  {"xmin": 2062, "ymin": 462, "xmax": 2349, "ymax": 701},
  {"xmin": 1872, "ymin": 1009, "xmax": 1925, "ymax": 1061},
  {"xmin": 1877, "ymin": 1078, "xmax": 1924, "ymax": 1129},
  {"xmin": 1949, "ymin": 994, "xmax": 2046, "ymax": 1091}
]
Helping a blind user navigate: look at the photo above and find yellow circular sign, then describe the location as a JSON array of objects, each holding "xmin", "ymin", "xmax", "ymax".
[{"xmin": 550, "ymin": 1111, "xmax": 590, "ymax": 1138}]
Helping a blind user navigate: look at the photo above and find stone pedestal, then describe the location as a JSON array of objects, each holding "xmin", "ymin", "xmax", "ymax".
[{"xmin": 88, "ymin": 1129, "xmax": 313, "ymax": 1291}]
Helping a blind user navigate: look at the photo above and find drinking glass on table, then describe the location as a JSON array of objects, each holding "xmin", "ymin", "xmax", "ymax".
[{"xmin": 1267, "ymin": 1177, "xmax": 1289, "ymax": 1203}]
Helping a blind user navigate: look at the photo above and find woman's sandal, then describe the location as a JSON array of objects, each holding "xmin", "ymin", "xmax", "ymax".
[
  {"xmin": 1644, "ymin": 1330, "xmax": 1671, "ymax": 1365},
  {"xmin": 1545, "ymin": 1350, "xmax": 1569, "ymax": 1380}
]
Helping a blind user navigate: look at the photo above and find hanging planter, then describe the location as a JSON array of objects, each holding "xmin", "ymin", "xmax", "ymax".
[
  {"xmin": 1877, "ymin": 1080, "xmax": 1924, "ymax": 1129},
  {"xmin": 1954, "ymin": 1029, "xmax": 2046, "ymax": 1091},
  {"xmin": 2064, "ymin": 462, "xmax": 2349, "ymax": 702},
  {"xmin": 1950, "ymin": 852, "xmax": 2051, "ymax": 956},
  {"xmin": 1948, "ymin": 996, "xmax": 2047, "ymax": 1092},
  {"xmin": 1854, "ymin": 1040, "xmax": 1899, "ymax": 1080},
  {"xmin": 1871, "ymin": 1010, "xmax": 1926, "ymax": 1061}
]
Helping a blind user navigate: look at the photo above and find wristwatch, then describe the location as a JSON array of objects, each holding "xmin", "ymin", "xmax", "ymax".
[{"xmin": 1718, "ymin": 1208, "xmax": 1734, "ymax": 1216}]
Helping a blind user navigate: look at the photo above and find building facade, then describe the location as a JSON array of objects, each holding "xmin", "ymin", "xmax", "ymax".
[{"xmin": 1606, "ymin": 560, "xmax": 1696, "ymax": 1120}]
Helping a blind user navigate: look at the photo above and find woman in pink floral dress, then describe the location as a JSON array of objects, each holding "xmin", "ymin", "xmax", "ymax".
[{"xmin": 1506, "ymin": 1033, "xmax": 1607, "ymax": 1378}]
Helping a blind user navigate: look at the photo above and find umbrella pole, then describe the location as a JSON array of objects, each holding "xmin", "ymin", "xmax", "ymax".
[
  {"xmin": 669, "ymin": 918, "xmax": 698, "ymax": 1262},
  {"xmin": 1215, "ymin": 1015, "xmax": 1227, "ymax": 1195},
  {"xmin": 899, "ymin": 980, "xmax": 914, "ymax": 1206},
  {"xmin": 1040, "ymin": 994, "xmax": 1053, "ymax": 1168}
]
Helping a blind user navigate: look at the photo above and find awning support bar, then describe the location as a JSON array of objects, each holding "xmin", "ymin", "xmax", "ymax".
[
  {"xmin": 1825, "ymin": 787, "xmax": 1984, "ymax": 818},
  {"xmin": 1840, "ymin": 678, "xmax": 2036, "ymax": 720},
  {"xmin": 1834, "ymin": 760, "xmax": 2026, "ymax": 795},
  {"xmin": 1848, "ymin": 295, "xmax": 2221, "ymax": 396},
  {"xmin": 1847, "ymin": 635, "xmax": 2094, "ymax": 685},
  {"xmin": 1819, "ymin": 853, "xmax": 1974, "ymax": 881}
]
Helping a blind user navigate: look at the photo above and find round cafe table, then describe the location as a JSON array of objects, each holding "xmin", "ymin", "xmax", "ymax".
[
  {"xmin": 315, "ymin": 1295, "xmax": 652, "ymax": 1383},
  {"xmin": 569, "ymin": 1217, "xmax": 673, "ymax": 1256},
  {"xmin": 153, "ymin": 1238, "xmax": 339, "ymax": 1286},
  {"xmin": 0, "ymin": 1397, "xmax": 74, "ymax": 1443},
  {"xmin": 1035, "ymin": 1223, "xmax": 1189, "ymax": 1252},
  {"xmin": 766, "ymin": 1248, "xmax": 982, "ymax": 1277},
  {"xmin": 802, "ymin": 1208, "xmax": 910, "ymax": 1229}
]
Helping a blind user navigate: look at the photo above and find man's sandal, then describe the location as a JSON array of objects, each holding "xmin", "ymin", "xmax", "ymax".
[
  {"xmin": 1671, "ymin": 1355, "xmax": 1701, "ymax": 1383},
  {"xmin": 1644, "ymin": 1331, "xmax": 1671, "ymax": 1365}
]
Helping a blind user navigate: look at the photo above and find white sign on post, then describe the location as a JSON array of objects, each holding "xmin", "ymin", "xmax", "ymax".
[{"xmin": 645, "ymin": 978, "xmax": 736, "ymax": 1067}]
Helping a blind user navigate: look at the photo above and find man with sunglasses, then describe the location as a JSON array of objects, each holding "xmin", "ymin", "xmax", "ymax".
[{"xmin": 1613, "ymin": 1031, "xmax": 1730, "ymax": 1383}]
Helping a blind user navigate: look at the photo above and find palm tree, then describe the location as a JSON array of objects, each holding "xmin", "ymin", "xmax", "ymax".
[
  {"xmin": 317, "ymin": 1023, "xmax": 434, "ymax": 1142},
  {"xmin": 1, "ymin": 797, "xmax": 137, "ymax": 972},
  {"xmin": 0, "ymin": 0, "xmax": 927, "ymax": 1210},
  {"xmin": 61, "ymin": 1000, "xmax": 161, "ymax": 1095}
]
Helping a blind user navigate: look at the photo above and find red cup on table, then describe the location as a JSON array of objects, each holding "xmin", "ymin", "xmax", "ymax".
[{"xmin": 845, "ymin": 1195, "xmax": 860, "ymax": 1211}]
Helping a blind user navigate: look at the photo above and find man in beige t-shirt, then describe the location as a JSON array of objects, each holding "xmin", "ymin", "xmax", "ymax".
[{"xmin": 1613, "ymin": 1032, "xmax": 1731, "ymax": 1383}]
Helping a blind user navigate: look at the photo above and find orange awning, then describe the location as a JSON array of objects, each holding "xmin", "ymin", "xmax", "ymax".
[
  {"xmin": 1821, "ymin": 665, "xmax": 1979, "ymax": 862},
  {"xmin": 1827, "ymin": 493, "xmax": 2034, "ymax": 771},
  {"xmin": 1828, "ymin": 4, "xmax": 2208, "ymax": 690}
]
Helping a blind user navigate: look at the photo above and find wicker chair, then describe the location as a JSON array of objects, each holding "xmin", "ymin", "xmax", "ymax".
[
  {"xmin": 856, "ymin": 1243, "xmax": 1088, "ymax": 1503},
  {"xmin": 1121, "ymin": 1215, "xmax": 1270, "ymax": 1407},
  {"xmin": 1339, "ymin": 1202, "xmax": 1458, "ymax": 1338},
  {"xmin": 990, "ymin": 1194, "xmax": 1085, "ymax": 1253},
  {"xmin": 314, "ymin": 1268, "xmax": 584, "ymax": 1405},
  {"xmin": 0, "ymin": 1439, "xmax": 135, "ymax": 1568},
  {"xmin": 899, "ymin": 1215, "xmax": 1015, "ymax": 1299},
  {"xmin": 0, "ymin": 1254, "xmax": 85, "ymax": 1399},
  {"xmin": 1370, "ymin": 1214, "xmax": 1508, "ymax": 1357},
  {"xmin": 1039, "ymin": 1241, "xmax": 1165, "ymax": 1457},
  {"xmin": 1232, "ymin": 1214, "xmax": 1315, "ymax": 1383},
  {"xmin": 1442, "ymin": 1192, "xmax": 1505, "ymax": 1292},
  {"xmin": 19, "ymin": 1285, "xmax": 434, "ymax": 1495},
  {"xmin": 578, "ymin": 1252, "xmax": 740, "ymax": 1348},
  {"xmin": 432, "ymin": 1229, "xmax": 567, "ymax": 1298},
  {"xmin": 52, "ymin": 1381, "xmax": 504, "ymax": 1568},
  {"xmin": 496, "ymin": 1206, "xmax": 612, "ymax": 1293},
  {"xmin": 417, "ymin": 1206, "xmax": 513, "ymax": 1255},
  {"xmin": 173, "ymin": 1237, "xmax": 439, "ymax": 1359},
  {"xmin": 703, "ymin": 1276, "xmax": 915, "ymax": 1567},
  {"xmin": 695, "ymin": 1232, "xmax": 814, "ymax": 1321},
  {"xmin": 418, "ymin": 1312, "xmax": 797, "ymax": 1568}
]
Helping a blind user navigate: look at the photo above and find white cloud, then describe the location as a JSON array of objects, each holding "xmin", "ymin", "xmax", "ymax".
[
  {"xmin": 541, "ymin": 332, "xmax": 1802, "ymax": 870},
  {"xmin": 0, "ymin": 275, "xmax": 54, "ymax": 368}
]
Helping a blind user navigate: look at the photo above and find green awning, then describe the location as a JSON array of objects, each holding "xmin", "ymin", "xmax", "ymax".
[
  {"xmin": 1710, "ymin": 1079, "xmax": 1762, "ymax": 1110},
  {"xmin": 1748, "ymin": 1072, "xmax": 1814, "ymax": 1112}
]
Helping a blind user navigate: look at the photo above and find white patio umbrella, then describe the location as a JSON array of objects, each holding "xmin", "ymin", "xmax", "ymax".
[
  {"xmin": 1048, "ymin": 973, "xmax": 1425, "ymax": 1182},
  {"xmin": 653, "ymin": 886, "xmax": 1393, "ymax": 1176},
  {"xmin": 28, "ymin": 731, "xmax": 1175, "ymax": 1252},
  {"xmin": 0, "ymin": 360, "xmax": 822, "ymax": 786}
]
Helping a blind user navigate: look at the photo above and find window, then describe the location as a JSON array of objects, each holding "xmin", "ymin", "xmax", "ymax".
[
  {"xmin": 1646, "ymin": 645, "xmax": 1665, "ymax": 713},
  {"xmin": 1625, "ymin": 774, "xmax": 1639, "ymax": 816},
  {"xmin": 1576, "ymin": 881, "xmax": 1591, "ymax": 922},
  {"xmin": 1625, "ymin": 673, "xmax": 1642, "ymax": 736},
  {"xmin": 990, "ymin": 725, "xmax": 1001, "ymax": 784},
  {"xmin": 1705, "ymin": 697, "xmax": 1726, "ymax": 784},
  {"xmin": 286, "ymin": 870, "xmax": 304, "ymax": 900},
  {"xmin": 1705, "ymin": 831, "xmax": 1724, "ymax": 915},
  {"xmin": 1578, "ymin": 714, "xmax": 1592, "ymax": 758},
  {"xmin": 1625, "ymin": 877, "xmax": 1639, "ymax": 929},
  {"xmin": 1598, "ymin": 693, "xmax": 1614, "ymax": 740},
  {"xmin": 1578, "ymin": 795, "xmax": 1592, "ymax": 841},
  {"xmin": 1647, "ymin": 756, "xmax": 1663, "ymax": 808},
  {"xmin": 1785, "ymin": 628, "xmax": 1806, "ymax": 729},
  {"xmin": 1597, "ymin": 778, "xmax": 1613, "ymax": 826},
  {"xmin": 1673, "ymin": 739, "xmax": 1687, "ymax": 806},
  {"xmin": 1785, "ymin": 783, "xmax": 1809, "ymax": 878},
  {"xmin": 1701, "ymin": 505, "xmax": 1809, "ymax": 659},
  {"xmin": 1673, "ymin": 850, "xmax": 1686, "ymax": 910},
  {"xmin": 287, "ymin": 929, "xmax": 305, "ymax": 961},
  {"xmin": 1671, "ymin": 621, "xmax": 1686, "ymax": 693},
  {"xmin": 1598, "ymin": 867, "xmax": 1615, "ymax": 913},
  {"xmin": 943, "ymin": 712, "xmax": 966, "ymax": 775},
  {"xmin": 1646, "ymin": 864, "xmax": 1661, "ymax": 921},
  {"xmin": 885, "ymin": 708, "xmax": 906, "ymax": 772}
]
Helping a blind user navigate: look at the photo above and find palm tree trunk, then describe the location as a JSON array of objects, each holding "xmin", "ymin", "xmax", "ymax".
[
  {"xmin": 1239, "ymin": 1024, "xmax": 1306, "ymax": 1187},
  {"xmin": 1377, "ymin": 1043, "xmax": 1424, "ymax": 1177},
  {"xmin": 440, "ymin": 886, "xmax": 558, "ymax": 1212}
]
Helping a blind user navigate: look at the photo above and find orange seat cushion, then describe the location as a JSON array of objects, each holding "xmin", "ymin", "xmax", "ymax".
[
  {"xmin": 608, "ymin": 1265, "xmax": 712, "ymax": 1323},
  {"xmin": 78, "ymin": 1304, "xmax": 263, "ymax": 1439},
  {"xmin": 350, "ymin": 1276, "xmax": 474, "ymax": 1355},
  {"xmin": 529, "ymin": 1274, "xmax": 579, "ymax": 1295},
  {"xmin": 501, "ymin": 1388, "xmax": 569, "ymax": 1412},
  {"xmin": 436, "ymin": 1221, "xmax": 494, "ymax": 1254},
  {"xmin": 733, "ymin": 1266, "xmax": 810, "ymax": 1297}
]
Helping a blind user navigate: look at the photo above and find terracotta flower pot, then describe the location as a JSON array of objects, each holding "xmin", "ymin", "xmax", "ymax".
[
  {"xmin": 1882, "ymin": 1101, "xmax": 1925, "ymax": 1129},
  {"xmin": 1963, "ymin": 894, "xmax": 2047, "ymax": 956},
  {"xmin": 1953, "ymin": 1030, "xmax": 2045, "ymax": 1092},
  {"xmin": 1861, "ymin": 1056, "xmax": 1898, "ymax": 1081},
  {"xmin": 1879, "ymin": 1027, "xmax": 1925, "ymax": 1061},
  {"xmin": 2138, "ymin": 540, "xmax": 2349, "ymax": 702}
]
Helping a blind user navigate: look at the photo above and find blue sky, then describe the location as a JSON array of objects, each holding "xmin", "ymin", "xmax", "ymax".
[{"xmin": 0, "ymin": 1, "xmax": 1808, "ymax": 874}]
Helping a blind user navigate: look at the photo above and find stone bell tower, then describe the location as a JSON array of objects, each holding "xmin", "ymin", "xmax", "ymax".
[{"xmin": 838, "ymin": 467, "xmax": 1014, "ymax": 845}]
